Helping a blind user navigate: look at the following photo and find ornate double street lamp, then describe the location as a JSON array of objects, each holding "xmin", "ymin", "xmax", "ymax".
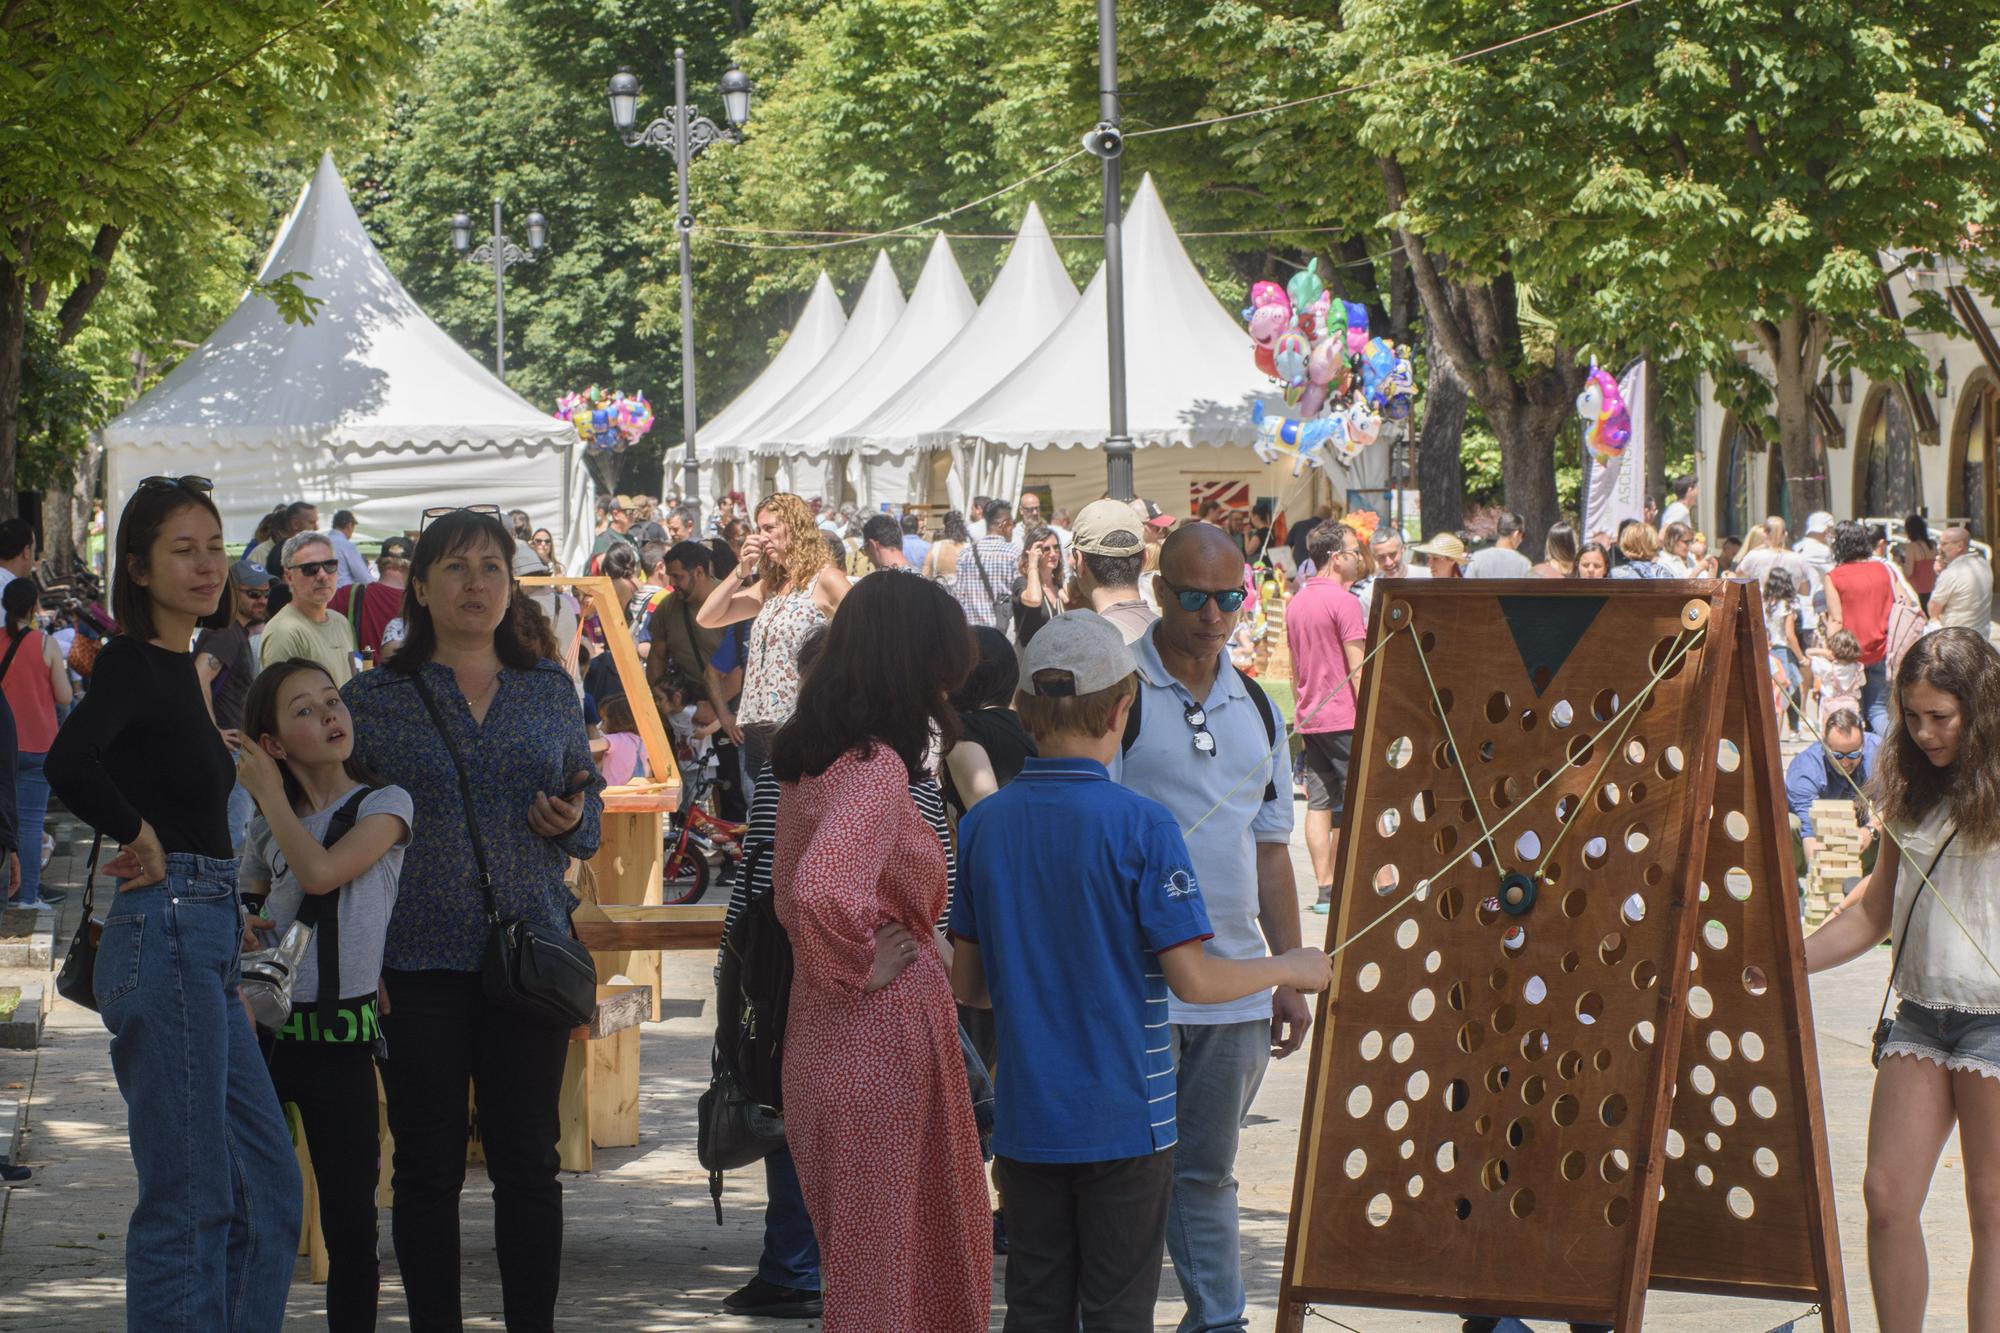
[
  {"xmin": 451, "ymin": 200, "xmax": 546, "ymax": 378},
  {"xmin": 608, "ymin": 51, "xmax": 751, "ymax": 520}
]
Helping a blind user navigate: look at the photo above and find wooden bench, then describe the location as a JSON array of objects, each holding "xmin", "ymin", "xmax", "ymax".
[{"xmin": 556, "ymin": 983, "xmax": 653, "ymax": 1172}]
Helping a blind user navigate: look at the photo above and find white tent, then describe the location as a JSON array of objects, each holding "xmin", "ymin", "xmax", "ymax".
[
  {"xmin": 937, "ymin": 174, "xmax": 1388, "ymax": 518},
  {"xmin": 103, "ymin": 152, "xmax": 597, "ymax": 574},
  {"xmin": 835, "ymin": 203, "xmax": 1079, "ymax": 511},
  {"xmin": 694, "ymin": 269, "xmax": 847, "ymax": 494},
  {"xmin": 756, "ymin": 235, "xmax": 976, "ymax": 511},
  {"xmin": 728, "ymin": 250, "xmax": 905, "ymax": 500}
]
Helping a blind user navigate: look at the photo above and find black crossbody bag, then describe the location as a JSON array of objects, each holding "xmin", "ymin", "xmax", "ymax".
[
  {"xmin": 410, "ymin": 675, "xmax": 597, "ymax": 1029},
  {"xmin": 53, "ymin": 833, "xmax": 105, "ymax": 1011},
  {"xmin": 1873, "ymin": 827, "xmax": 1958, "ymax": 1068}
]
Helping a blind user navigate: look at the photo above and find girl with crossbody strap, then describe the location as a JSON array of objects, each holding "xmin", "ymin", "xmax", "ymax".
[{"xmin": 1805, "ymin": 627, "xmax": 2000, "ymax": 1331}]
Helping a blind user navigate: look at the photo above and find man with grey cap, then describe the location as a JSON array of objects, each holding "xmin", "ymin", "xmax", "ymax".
[
  {"xmin": 1068, "ymin": 498, "xmax": 1161, "ymax": 644},
  {"xmin": 1115, "ymin": 521, "xmax": 1303, "ymax": 1333}
]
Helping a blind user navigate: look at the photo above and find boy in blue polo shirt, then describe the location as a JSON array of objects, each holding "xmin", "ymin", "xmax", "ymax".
[{"xmin": 950, "ymin": 612, "xmax": 1330, "ymax": 1331}]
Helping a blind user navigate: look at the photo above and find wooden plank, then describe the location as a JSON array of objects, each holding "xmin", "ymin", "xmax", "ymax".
[
  {"xmin": 557, "ymin": 1043, "xmax": 592, "ymax": 1172},
  {"xmin": 520, "ymin": 573, "xmax": 681, "ymax": 799},
  {"xmin": 588, "ymin": 1024, "xmax": 641, "ymax": 1149},
  {"xmin": 576, "ymin": 919, "xmax": 725, "ymax": 952}
]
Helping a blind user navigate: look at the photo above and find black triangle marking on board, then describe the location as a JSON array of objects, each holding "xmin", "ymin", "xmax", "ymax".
[{"xmin": 1496, "ymin": 596, "xmax": 1607, "ymax": 696}]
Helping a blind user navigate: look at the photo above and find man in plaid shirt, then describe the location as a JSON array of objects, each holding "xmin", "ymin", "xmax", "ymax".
[{"xmin": 954, "ymin": 499, "xmax": 1020, "ymax": 630}]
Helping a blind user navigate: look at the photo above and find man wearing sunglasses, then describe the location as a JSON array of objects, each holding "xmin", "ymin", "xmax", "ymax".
[
  {"xmin": 1785, "ymin": 708, "xmax": 1880, "ymax": 877},
  {"xmin": 258, "ymin": 531, "xmax": 357, "ymax": 683},
  {"xmin": 1116, "ymin": 521, "xmax": 1303, "ymax": 1333}
]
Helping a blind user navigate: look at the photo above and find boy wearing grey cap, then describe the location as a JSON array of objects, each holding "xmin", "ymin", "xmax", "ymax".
[{"xmin": 950, "ymin": 612, "xmax": 1329, "ymax": 1330}]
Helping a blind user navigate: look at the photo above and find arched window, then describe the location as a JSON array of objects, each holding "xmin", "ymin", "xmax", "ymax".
[
  {"xmin": 1764, "ymin": 416, "xmax": 1830, "ymax": 534},
  {"xmin": 1719, "ymin": 416, "xmax": 1753, "ymax": 539},
  {"xmin": 1950, "ymin": 370, "xmax": 1995, "ymax": 540},
  {"xmin": 1857, "ymin": 385, "xmax": 1921, "ymax": 519}
]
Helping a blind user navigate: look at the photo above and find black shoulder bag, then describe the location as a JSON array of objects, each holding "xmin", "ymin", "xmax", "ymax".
[
  {"xmin": 409, "ymin": 674, "xmax": 598, "ymax": 1029},
  {"xmin": 53, "ymin": 833, "xmax": 105, "ymax": 1011},
  {"xmin": 1872, "ymin": 827, "xmax": 1958, "ymax": 1068}
]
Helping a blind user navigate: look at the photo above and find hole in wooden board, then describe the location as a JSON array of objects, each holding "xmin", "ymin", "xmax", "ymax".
[
  {"xmin": 1631, "ymin": 1020, "xmax": 1656, "ymax": 1050},
  {"xmin": 1703, "ymin": 919, "xmax": 1730, "ymax": 951},
  {"xmin": 1717, "ymin": 739, "xmax": 1741, "ymax": 772},
  {"xmin": 1622, "ymin": 894, "xmax": 1648, "ymax": 926},
  {"xmin": 1407, "ymin": 1069, "xmax": 1432, "ymax": 1101},
  {"xmin": 1625, "ymin": 738, "xmax": 1647, "ymax": 767},
  {"xmin": 1708, "ymin": 1030, "xmax": 1734, "ymax": 1061},
  {"xmin": 1521, "ymin": 1029, "xmax": 1551, "ymax": 1062},
  {"xmin": 1723, "ymin": 810, "xmax": 1750, "ymax": 842},
  {"xmin": 1344, "ymin": 1149, "xmax": 1368, "ymax": 1179},
  {"xmin": 1599, "ymin": 932, "xmax": 1628, "ymax": 966},
  {"xmin": 1754, "ymin": 1147, "xmax": 1780, "ymax": 1178},
  {"xmin": 1592, "ymin": 1049, "xmax": 1613, "ymax": 1073},
  {"xmin": 1507, "ymin": 1116, "xmax": 1531, "ymax": 1148},
  {"xmin": 1396, "ymin": 919, "xmax": 1421, "ymax": 950},
  {"xmin": 1743, "ymin": 966, "xmax": 1770, "ymax": 997},
  {"xmin": 1457, "ymin": 1021, "xmax": 1486, "ymax": 1054},
  {"xmin": 1385, "ymin": 1100, "xmax": 1411, "ymax": 1132},
  {"xmin": 1514, "ymin": 828, "xmax": 1542, "ymax": 860},
  {"xmin": 1596, "ymin": 783, "xmax": 1622, "ymax": 812},
  {"xmin": 1411, "ymin": 789, "xmax": 1436, "ymax": 821},
  {"xmin": 1428, "ymin": 688, "xmax": 1455, "ymax": 719},
  {"xmin": 1426, "ymin": 950, "xmax": 1443, "ymax": 974},
  {"xmin": 1576, "ymin": 991, "xmax": 1606, "ymax": 1024},
  {"xmin": 1360, "ymin": 1030, "xmax": 1384, "ymax": 1059},
  {"xmin": 1726, "ymin": 868, "xmax": 1753, "ymax": 901},
  {"xmin": 1606, "ymin": 1196, "xmax": 1631, "ymax": 1227},
  {"xmin": 1519, "ymin": 708, "xmax": 1538, "ymax": 733},
  {"xmin": 1447, "ymin": 983, "xmax": 1467, "ymax": 1013},
  {"xmin": 1377, "ymin": 807, "xmax": 1403, "ymax": 839},
  {"xmin": 1436, "ymin": 1140, "xmax": 1458, "ymax": 1173},
  {"xmin": 1631, "ymin": 960, "xmax": 1659, "ymax": 990},
  {"xmin": 1629, "ymin": 781, "xmax": 1649, "ymax": 805},
  {"xmin": 1689, "ymin": 985, "xmax": 1716, "ymax": 1018},
  {"xmin": 1557, "ymin": 1049, "xmax": 1583, "ymax": 1080},
  {"xmin": 1445, "ymin": 1079, "xmax": 1470, "ymax": 1112},
  {"xmin": 1625, "ymin": 822, "xmax": 1652, "ymax": 854},
  {"xmin": 1691, "ymin": 1065, "xmax": 1717, "ymax": 1095},
  {"xmin": 1419, "ymin": 631, "xmax": 1437, "ymax": 653},
  {"xmin": 1583, "ymin": 838, "xmax": 1610, "ymax": 870},
  {"xmin": 1477, "ymin": 742, "xmax": 1496, "ymax": 765},
  {"xmin": 1486, "ymin": 691, "xmax": 1511, "ymax": 724},
  {"xmin": 1727, "ymin": 1186, "xmax": 1755, "ymax": 1220},
  {"xmin": 1481, "ymin": 1158, "xmax": 1510, "ymax": 1192},
  {"xmin": 1563, "ymin": 889, "xmax": 1589, "ymax": 919},
  {"xmin": 1697, "ymin": 1164, "xmax": 1715, "ymax": 1187},
  {"xmin": 1435, "ymin": 887, "xmax": 1463, "ymax": 921},
  {"xmin": 1555, "ymin": 793, "xmax": 1577, "ymax": 823},
  {"xmin": 1750, "ymin": 1086, "xmax": 1779, "ymax": 1119},
  {"xmin": 1658, "ymin": 745, "xmax": 1685, "ymax": 778},
  {"xmin": 1561, "ymin": 1150, "xmax": 1586, "ymax": 1181},
  {"xmin": 1568, "ymin": 736, "xmax": 1598, "ymax": 769},
  {"xmin": 1592, "ymin": 689, "xmax": 1621, "ymax": 722},
  {"xmin": 1366, "ymin": 1193, "xmax": 1394, "ymax": 1227},
  {"xmin": 1433, "ymin": 741, "xmax": 1457, "ymax": 772},
  {"xmin": 1713, "ymin": 1095, "xmax": 1739, "ymax": 1127},
  {"xmin": 1521, "ymin": 1074, "xmax": 1546, "ymax": 1106},
  {"xmin": 1406, "ymin": 1173, "xmax": 1425, "ymax": 1199},
  {"xmin": 1705, "ymin": 1131, "xmax": 1722, "ymax": 1153},
  {"xmin": 1410, "ymin": 989, "xmax": 1437, "ymax": 1022},
  {"xmin": 1454, "ymin": 1197, "xmax": 1473, "ymax": 1220},
  {"xmin": 1388, "ymin": 737, "xmax": 1415, "ymax": 769},
  {"xmin": 1375, "ymin": 864, "xmax": 1402, "ymax": 897},
  {"xmin": 1599, "ymin": 1093, "xmax": 1629, "ymax": 1127},
  {"xmin": 1491, "ymin": 1004, "xmax": 1517, "ymax": 1035},
  {"xmin": 1348, "ymin": 1085, "xmax": 1375, "ymax": 1118},
  {"xmin": 1524, "ymin": 975, "xmax": 1548, "ymax": 1004},
  {"xmin": 1490, "ymin": 967, "xmax": 1510, "ymax": 992},
  {"xmin": 1649, "ymin": 635, "xmax": 1688, "ymax": 681},
  {"xmin": 1601, "ymin": 1148, "xmax": 1630, "ymax": 1183},
  {"xmin": 1665, "ymin": 1128, "xmax": 1685, "ymax": 1158},
  {"xmin": 1551, "ymin": 1094, "xmax": 1580, "ymax": 1127},
  {"xmin": 1644, "ymin": 862, "xmax": 1665, "ymax": 886},
  {"xmin": 1741, "ymin": 1031, "xmax": 1766, "ymax": 1062},
  {"xmin": 1547, "ymin": 697, "xmax": 1575, "ymax": 729},
  {"xmin": 1510, "ymin": 1188, "xmax": 1537, "ymax": 1219},
  {"xmin": 1359, "ymin": 962, "xmax": 1382, "ymax": 992},
  {"xmin": 1391, "ymin": 1032, "xmax": 1416, "ymax": 1063},
  {"xmin": 1502, "ymin": 925, "xmax": 1528, "ymax": 955},
  {"xmin": 1434, "ymin": 826, "xmax": 1460, "ymax": 855}
]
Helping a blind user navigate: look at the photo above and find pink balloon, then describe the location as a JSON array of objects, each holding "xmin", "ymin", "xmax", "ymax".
[
  {"xmin": 1346, "ymin": 325, "xmax": 1369, "ymax": 358},
  {"xmin": 1250, "ymin": 281, "xmax": 1289, "ymax": 316},
  {"xmin": 1246, "ymin": 304, "xmax": 1290, "ymax": 346},
  {"xmin": 1297, "ymin": 380, "xmax": 1329, "ymax": 418},
  {"xmin": 1306, "ymin": 338, "xmax": 1346, "ymax": 386}
]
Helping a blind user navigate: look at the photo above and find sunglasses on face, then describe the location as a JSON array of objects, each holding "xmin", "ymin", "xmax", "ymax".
[
  {"xmin": 138, "ymin": 474, "xmax": 213, "ymax": 495},
  {"xmin": 288, "ymin": 559, "xmax": 339, "ymax": 578},
  {"xmin": 422, "ymin": 503, "xmax": 503, "ymax": 531},
  {"xmin": 1829, "ymin": 748, "xmax": 1865, "ymax": 762},
  {"xmin": 1160, "ymin": 577, "xmax": 1247, "ymax": 614},
  {"xmin": 240, "ymin": 587, "xmax": 270, "ymax": 599}
]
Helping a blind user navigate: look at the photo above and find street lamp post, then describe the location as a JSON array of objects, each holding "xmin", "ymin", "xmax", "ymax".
[
  {"xmin": 1085, "ymin": 0, "xmax": 1132, "ymax": 502},
  {"xmin": 451, "ymin": 200, "xmax": 546, "ymax": 378},
  {"xmin": 609, "ymin": 51, "xmax": 751, "ymax": 522}
]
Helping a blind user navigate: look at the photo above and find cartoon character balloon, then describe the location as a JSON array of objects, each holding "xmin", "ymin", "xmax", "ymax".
[
  {"xmin": 1576, "ymin": 361, "xmax": 1631, "ymax": 462},
  {"xmin": 1250, "ymin": 400, "xmax": 1340, "ymax": 477},
  {"xmin": 1272, "ymin": 330, "xmax": 1312, "ymax": 386},
  {"xmin": 1242, "ymin": 271, "xmax": 1417, "ymax": 455},
  {"xmin": 1357, "ymin": 337, "xmax": 1399, "ymax": 410},
  {"xmin": 1286, "ymin": 258, "xmax": 1326, "ymax": 313}
]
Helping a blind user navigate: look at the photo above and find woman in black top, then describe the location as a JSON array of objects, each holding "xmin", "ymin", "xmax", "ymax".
[
  {"xmin": 47, "ymin": 477, "xmax": 303, "ymax": 1332},
  {"xmin": 941, "ymin": 626, "xmax": 1037, "ymax": 818}
]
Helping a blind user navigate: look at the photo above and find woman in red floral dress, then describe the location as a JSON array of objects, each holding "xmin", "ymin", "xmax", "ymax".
[{"xmin": 771, "ymin": 572, "xmax": 989, "ymax": 1333}]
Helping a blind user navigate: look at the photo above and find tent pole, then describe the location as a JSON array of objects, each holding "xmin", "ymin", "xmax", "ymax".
[
  {"xmin": 674, "ymin": 48, "xmax": 703, "ymax": 524},
  {"xmin": 1095, "ymin": 0, "xmax": 1133, "ymax": 502}
]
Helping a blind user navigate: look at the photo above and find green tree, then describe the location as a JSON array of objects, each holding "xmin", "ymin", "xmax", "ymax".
[{"xmin": 0, "ymin": 0, "xmax": 429, "ymax": 515}]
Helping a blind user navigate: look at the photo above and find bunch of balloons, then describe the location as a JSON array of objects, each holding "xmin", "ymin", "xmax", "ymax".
[
  {"xmin": 556, "ymin": 387, "xmax": 654, "ymax": 453},
  {"xmin": 1243, "ymin": 260, "xmax": 1418, "ymax": 475},
  {"xmin": 1574, "ymin": 361, "xmax": 1631, "ymax": 462}
]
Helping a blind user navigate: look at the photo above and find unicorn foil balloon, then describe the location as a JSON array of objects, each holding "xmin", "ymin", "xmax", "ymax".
[{"xmin": 1576, "ymin": 362, "xmax": 1631, "ymax": 462}]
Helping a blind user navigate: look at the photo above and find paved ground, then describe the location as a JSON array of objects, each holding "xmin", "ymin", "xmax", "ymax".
[{"xmin": 0, "ymin": 807, "xmax": 1967, "ymax": 1332}]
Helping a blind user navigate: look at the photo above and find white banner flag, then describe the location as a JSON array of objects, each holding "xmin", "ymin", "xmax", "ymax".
[{"xmin": 1582, "ymin": 358, "xmax": 1648, "ymax": 543}]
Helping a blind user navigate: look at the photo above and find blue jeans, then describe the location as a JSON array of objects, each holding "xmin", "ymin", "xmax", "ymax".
[
  {"xmin": 757, "ymin": 1144, "xmax": 822, "ymax": 1291},
  {"xmin": 1166, "ymin": 1020, "xmax": 1270, "ymax": 1333},
  {"xmin": 96, "ymin": 854, "xmax": 303, "ymax": 1331},
  {"xmin": 13, "ymin": 751, "xmax": 49, "ymax": 905},
  {"xmin": 225, "ymin": 778, "xmax": 255, "ymax": 854},
  {"xmin": 1862, "ymin": 659, "xmax": 1891, "ymax": 738}
]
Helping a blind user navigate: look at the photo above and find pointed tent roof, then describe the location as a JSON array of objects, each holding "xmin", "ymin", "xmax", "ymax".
[
  {"xmin": 731, "ymin": 250, "xmax": 904, "ymax": 454},
  {"xmin": 835, "ymin": 203, "xmax": 1079, "ymax": 457},
  {"xmin": 699, "ymin": 270, "xmax": 848, "ymax": 461},
  {"xmin": 104, "ymin": 151, "xmax": 575, "ymax": 456},
  {"xmin": 754, "ymin": 237, "xmax": 973, "ymax": 456},
  {"xmin": 937, "ymin": 174, "xmax": 1272, "ymax": 451}
]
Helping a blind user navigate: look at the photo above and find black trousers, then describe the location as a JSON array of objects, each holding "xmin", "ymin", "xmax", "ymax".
[
  {"xmin": 710, "ymin": 732, "xmax": 748, "ymax": 824},
  {"xmin": 993, "ymin": 1149, "xmax": 1175, "ymax": 1332},
  {"xmin": 267, "ymin": 1036, "xmax": 383, "ymax": 1333},
  {"xmin": 379, "ymin": 969, "xmax": 570, "ymax": 1333}
]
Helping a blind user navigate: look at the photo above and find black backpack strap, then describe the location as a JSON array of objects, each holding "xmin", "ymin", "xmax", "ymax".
[
  {"xmin": 1121, "ymin": 682, "xmax": 1143, "ymax": 755},
  {"xmin": 295, "ymin": 787, "xmax": 373, "ymax": 1025},
  {"xmin": 1235, "ymin": 667, "xmax": 1281, "ymax": 803}
]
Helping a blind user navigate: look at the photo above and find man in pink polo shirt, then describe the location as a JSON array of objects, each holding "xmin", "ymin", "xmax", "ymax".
[{"xmin": 1287, "ymin": 522, "xmax": 1368, "ymax": 913}]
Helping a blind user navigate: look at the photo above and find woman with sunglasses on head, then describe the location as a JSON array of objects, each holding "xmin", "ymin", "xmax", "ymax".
[
  {"xmin": 341, "ymin": 507, "xmax": 602, "ymax": 1332},
  {"xmin": 47, "ymin": 475, "xmax": 303, "ymax": 1331}
]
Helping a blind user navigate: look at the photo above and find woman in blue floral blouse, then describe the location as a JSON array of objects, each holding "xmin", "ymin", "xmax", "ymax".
[{"xmin": 343, "ymin": 509, "xmax": 603, "ymax": 1332}]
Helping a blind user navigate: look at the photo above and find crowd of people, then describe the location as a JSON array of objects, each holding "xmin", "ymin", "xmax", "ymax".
[{"xmin": 13, "ymin": 466, "xmax": 2000, "ymax": 1333}]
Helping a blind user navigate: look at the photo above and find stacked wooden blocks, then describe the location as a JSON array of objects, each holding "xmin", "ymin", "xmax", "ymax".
[{"xmin": 1805, "ymin": 799, "xmax": 1867, "ymax": 924}]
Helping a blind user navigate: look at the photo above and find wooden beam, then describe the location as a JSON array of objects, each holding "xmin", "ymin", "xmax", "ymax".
[
  {"xmin": 1948, "ymin": 284, "xmax": 2000, "ymax": 381},
  {"xmin": 574, "ymin": 903, "xmax": 728, "ymax": 953},
  {"xmin": 1811, "ymin": 390, "xmax": 1843, "ymax": 441}
]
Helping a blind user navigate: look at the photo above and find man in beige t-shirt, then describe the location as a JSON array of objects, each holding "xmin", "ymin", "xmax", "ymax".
[
  {"xmin": 259, "ymin": 532, "xmax": 357, "ymax": 683},
  {"xmin": 1929, "ymin": 525, "xmax": 1994, "ymax": 633}
]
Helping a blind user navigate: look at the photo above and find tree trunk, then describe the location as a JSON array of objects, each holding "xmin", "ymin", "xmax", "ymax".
[
  {"xmin": 1487, "ymin": 394, "xmax": 1574, "ymax": 547},
  {"xmin": 0, "ymin": 239, "xmax": 30, "ymax": 521},
  {"xmin": 1644, "ymin": 357, "xmax": 1667, "ymax": 517},
  {"xmin": 1415, "ymin": 320, "xmax": 1467, "ymax": 536},
  {"xmin": 40, "ymin": 483, "xmax": 72, "ymax": 572}
]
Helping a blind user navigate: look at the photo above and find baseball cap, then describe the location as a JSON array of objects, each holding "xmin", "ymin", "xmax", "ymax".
[
  {"xmin": 379, "ymin": 536, "xmax": 414, "ymax": 562},
  {"xmin": 1128, "ymin": 498, "xmax": 1176, "ymax": 530},
  {"xmin": 232, "ymin": 558, "xmax": 273, "ymax": 589},
  {"xmin": 1019, "ymin": 612, "xmax": 1135, "ymax": 698},
  {"xmin": 1804, "ymin": 510, "xmax": 1834, "ymax": 536},
  {"xmin": 1072, "ymin": 499, "xmax": 1146, "ymax": 557}
]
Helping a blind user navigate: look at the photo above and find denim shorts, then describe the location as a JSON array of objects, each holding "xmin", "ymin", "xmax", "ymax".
[{"xmin": 1883, "ymin": 1000, "xmax": 2000, "ymax": 1081}]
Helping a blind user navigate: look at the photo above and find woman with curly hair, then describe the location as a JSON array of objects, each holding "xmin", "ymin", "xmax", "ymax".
[
  {"xmin": 1806, "ymin": 627, "xmax": 2000, "ymax": 1332},
  {"xmin": 922, "ymin": 509, "xmax": 970, "ymax": 585},
  {"xmin": 697, "ymin": 493, "xmax": 851, "ymax": 774}
]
